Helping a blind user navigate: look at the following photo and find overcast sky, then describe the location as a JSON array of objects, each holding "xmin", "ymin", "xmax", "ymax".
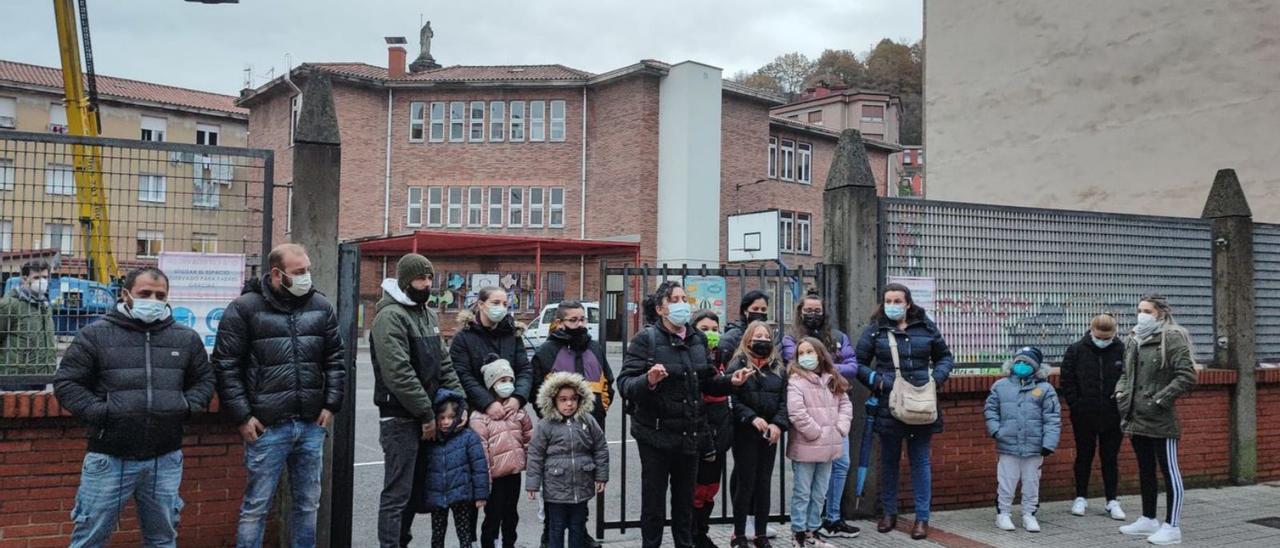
[{"xmin": 3, "ymin": 0, "xmax": 921, "ymax": 96}]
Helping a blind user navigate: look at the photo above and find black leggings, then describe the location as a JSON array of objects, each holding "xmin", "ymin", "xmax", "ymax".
[
  {"xmin": 731, "ymin": 424, "xmax": 777, "ymax": 538},
  {"xmin": 1071, "ymin": 413, "xmax": 1122, "ymax": 500},
  {"xmin": 481, "ymin": 474, "xmax": 521, "ymax": 548},
  {"xmin": 1130, "ymin": 435, "xmax": 1183, "ymax": 526},
  {"xmin": 692, "ymin": 448, "xmax": 726, "ymax": 537}
]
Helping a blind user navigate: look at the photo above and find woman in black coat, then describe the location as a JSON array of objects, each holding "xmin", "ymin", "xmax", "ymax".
[
  {"xmin": 449, "ymin": 286, "xmax": 534, "ymax": 420},
  {"xmin": 1060, "ymin": 313, "xmax": 1127, "ymax": 520}
]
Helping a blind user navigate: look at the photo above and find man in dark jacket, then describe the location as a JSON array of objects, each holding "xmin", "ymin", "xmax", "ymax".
[
  {"xmin": 213, "ymin": 243, "xmax": 346, "ymax": 548},
  {"xmin": 370, "ymin": 253, "xmax": 463, "ymax": 548},
  {"xmin": 55, "ymin": 267, "xmax": 215, "ymax": 547},
  {"xmin": 1060, "ymin": 314, "xmax": 1128, "ymax": 520},
  {"xmin": 0, "ymin": 260, "xmax": 56, "ymax": 390}
]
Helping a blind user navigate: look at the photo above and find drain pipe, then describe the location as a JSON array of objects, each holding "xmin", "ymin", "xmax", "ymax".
[
  {"xmin": 383, "ymin": 88, "xmax": 393, "ymax": 236},
  {"xmin": 578, "ymin": 84, "xmax": 588, "ymax": 297}
]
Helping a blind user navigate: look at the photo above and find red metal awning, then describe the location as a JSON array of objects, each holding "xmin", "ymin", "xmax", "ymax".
[{"xmin": 355, "ymin": 231, "xmax": 641, "ymax": 258}]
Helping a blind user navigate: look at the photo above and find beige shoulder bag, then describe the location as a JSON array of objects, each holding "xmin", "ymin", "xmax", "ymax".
[{"xmin": 886, "ymin": 331, "xmax": 938, "ymax": 425}]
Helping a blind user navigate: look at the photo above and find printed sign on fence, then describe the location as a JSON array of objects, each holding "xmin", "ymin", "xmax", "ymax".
[
  {"xmin": 159, "ymin": 252, "xmax": 246, "ymax": 300},
  {"xmin": 684, "ymin": 276, "xmax": 728, "ymax": 322}
]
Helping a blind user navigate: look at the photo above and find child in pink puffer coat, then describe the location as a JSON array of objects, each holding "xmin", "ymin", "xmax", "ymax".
[
  {"xmin": 470, "ymin": 359, "xmax": 533, "ymax": 548},
  {"xmin": 786, "ymin": 337, "xmax": 854, "ymax": 548}
]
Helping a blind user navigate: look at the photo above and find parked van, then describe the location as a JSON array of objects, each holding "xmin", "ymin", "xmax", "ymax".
[{"xmin": 524, "ymin": 301, "xmax": 601, "ymax": 350}]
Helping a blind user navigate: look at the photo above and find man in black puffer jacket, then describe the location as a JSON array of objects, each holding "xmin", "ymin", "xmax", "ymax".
[
  {"xmin": 55, "ymin": 267, "xmax": 215, "ymax": 547},
  {"xmin": 213, "ymin": 243, "xmax": 346, "ymax": 548}
]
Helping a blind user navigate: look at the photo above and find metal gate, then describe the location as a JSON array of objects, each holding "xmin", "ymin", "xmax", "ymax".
[{"xmin": 595, "ymin": 262, "xmax": 836, "ymax": 536}]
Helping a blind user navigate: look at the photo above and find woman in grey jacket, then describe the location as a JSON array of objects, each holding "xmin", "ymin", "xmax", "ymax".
[{"xmin": 526, "ymin": 372, "xmax": 609, "ymax": 548}]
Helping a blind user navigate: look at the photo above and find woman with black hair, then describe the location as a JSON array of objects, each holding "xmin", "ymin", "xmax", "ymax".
[
  {"xmin": 690, "ymin": 309, "xmax": 733, "ymax": 548},
  {"xmin": 854, "ymin": 283, "xmax": 954, "ymax": 541},
  {"xmin": 717, "ymin": 290, "xmax": 771, "ymax": 364},
  {"xmin": 780, "ymin": 292, "xmax": 862, "ymax": 539},
  {"xmin": 617, "ymin": 281, "xmax": 752, "ymax": 548}
]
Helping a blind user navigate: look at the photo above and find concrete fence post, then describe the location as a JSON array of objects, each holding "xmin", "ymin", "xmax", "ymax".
[
  {"xmin": 823, "ymin": 129, "xmax": 882, "ymax": 517},
  {"xmin": 1201, "ymin": 168, "xmax": 1256, "ymax": 485}
]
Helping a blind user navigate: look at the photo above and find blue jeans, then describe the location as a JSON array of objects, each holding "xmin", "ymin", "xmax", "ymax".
[
  {"xmin": 236, "ymin": 419, "xmax": 326, "ymax": 548},
  {"xmin": 791, "ymin": 461, "xmax": 833, "ymax": 532},
  {"xmin": 69, "ymin": 450, "xmax": 184, "ymax": 548},
  {"xmin": 879, "ymin": 428, "xmax": 932, "ymax": 521},
  {"xmin": 545, "ymin": 501, "xmax": 588, "ymax": 548},
  {"xmin": 824, "ymin": 436, "xmax": 851, "ymax": 523}
]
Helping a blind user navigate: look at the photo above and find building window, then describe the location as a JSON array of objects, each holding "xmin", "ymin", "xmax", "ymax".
[
  {"xmin": 528, "ymin": 187, "xmax": 545, "ymax": 228},
  {"xmin": 196, "ymin": 123, "xmax": 220, "ymax": 146},
  {"xmin": 549, "ymin": 187, "xmax": 564, "ymax": 228},
  {"xmin": 797, "ymin": 213, "xmax": 811, "ymax": 254},
  {"xmin": 447, "ymin": 187, "xmax": 463, "ymax": 227},
  {"xmin": 409, "ymin": 102, "xmax": 426, "ymax": 142},
  {"xmin": 509, "ymin": 101, "xmax": 526, "ymax": 141},
  {"xmin": 469, "ymin": 101, "xmax": 485, "ymax": 142},
  {"xmin": 764, "ymin": 137, "xmax": 778, "ymax": 179},
  {"xmin": 467, "ymin": 186, "xmax": 483, "ymax": 226},
  {"xmin": 549, "ymin": 100, "xmax": 566, "ymax": 141},
  {"xmin": 193, "ymin": 163, "xmax": 221, "ymax": 208},
  {"xmin": 903, "ymin": 150, "xmax": 912, "ymax": 165},
  {"xmin": 488, "ymin": 186, "xmax": 504, "ymax": 227},
  {"xmin": 44, "ymin": 222, "xmax": 73, "ymax": 254},
  {"xmin": 797, "ymin": 142, "xmax": 812, "ymax": 184},
  {"xmin": 140, "ymin": 116, "xmax": 166, "ymax": 142},
  {"xmin": 290, "ymin": 95, "xmax": 302, "ymax": 144},
  {"xmin": 0, "ymin": 220, "xmax": 11, "ymax": 252},
  {"xmin": 286, "ymin": 186, "xmax": 293, "ymax": 233},
  {"xmin": 449, "ymin": 102, "xmax": 465, "ymax": 142},
  {"xmin": 861, "ymin": 105, "xmax": 885, "ymax": 123},
  {"xmin": 529, "ymin": 101, "xmax": 545, "ymax": 142},
  {"xmin": 0, "ymin": 96, "xmax": 15, "ymax": 129},
  {"xmin": 137, "ymin": 230, "xmax": 164, "ymax": 258},
  {"xmin": 807, "ymin": 110, "xmax": 823, "ymax": 124},
  {"xmin": 0, "ymin": 158, "xmax": 13, "ymax": 191},
  {"xmin": 429, "ymin": 102, "xmax": 445, "ymax": 142},
  {"xmin": 508, "ymin": 187, "xmax": 524, "ymax": 227},
  {"xmin": 780, "ymin": 140, "xmax": 795, "ymax": 182},
  {"xmin": 426, "ymin": 187, "xmax": 443, "ymax": 227},
  {"xmin": 139, "ymin": 174, "xmax": 167, "ymax": 203},
  {"xmin": 49, "ymin": 103, "xmax": 67, "ymax": 133},
  {"xmin": 489, "ymin": 102, "xmax": 505, "ymax": 142},
  {"xmin": 779, "ymin": 211, "xmax": 794, "ymax": 253},
  {"xmin": 192, "ymin": 232, "xmax": 218, "ymax": 253},
  {"xmin": 45, "ymin": 163, "xmax": 74, "ymax": 195},
  {"xmin": 407, "ymin": 186, "xmax": 423, "ymax": 227},
  {"xmin": 864, "ymin": 133, "xmax": 884, "ymax": 141}
]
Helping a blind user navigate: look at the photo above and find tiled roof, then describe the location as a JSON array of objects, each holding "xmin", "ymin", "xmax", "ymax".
[
  {"xmin": 305, "ymin": 62, "xmax": 594, "ymax": 83},
  {"xmin": 0, "ymin": 59, "xmax": 246, "ymax": 117}
]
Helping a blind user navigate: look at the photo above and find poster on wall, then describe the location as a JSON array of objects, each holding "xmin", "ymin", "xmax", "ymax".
[
  {"xmin": 158, "ymin": 252, "xmax": 245, "ymax": 300},
  {"xmin": 684, "ymin": 276, "xmax": 728, "ymax": 322},
  {"xmin": 887, "ymin": 275, "xmax": 936, "ymax": 320}
]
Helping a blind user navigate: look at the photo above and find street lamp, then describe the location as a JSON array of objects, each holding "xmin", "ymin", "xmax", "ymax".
[{"xmin": 734, "ymin": 178, "xmax": 770, "ymax": 213}]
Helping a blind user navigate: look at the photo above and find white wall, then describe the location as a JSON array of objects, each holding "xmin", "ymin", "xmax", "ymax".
[
  {"xmin": 656, "ymin": 61, "xmax": 723, "ymax": 266},
  {"xmin": 925, "ymin": 0, "xmax": 1280, "ymax": 221}
]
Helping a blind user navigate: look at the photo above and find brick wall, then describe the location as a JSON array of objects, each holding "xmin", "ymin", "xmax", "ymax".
[
  {"xmin": 584, "ymin": 75, "xmax": 661, "ymax": 261},
  {"xmin": 1254, "ymin": 368, "xmax": 1280, "ymax": 481},
  {"xmin": 0, "ymin": 392, "xmax": 277, "ymax": 547}
]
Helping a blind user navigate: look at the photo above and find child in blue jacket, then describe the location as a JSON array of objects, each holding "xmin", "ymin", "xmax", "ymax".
[
  {"xmin": 984, "ymin": 347, "xmax": 1061, "ymax": 534},
  {"xmin": 421, "ymin": 389, "xmax": 490, "ymax": 548}
]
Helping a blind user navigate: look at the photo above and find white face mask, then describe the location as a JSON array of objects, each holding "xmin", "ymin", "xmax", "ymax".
[
  {"xmin": 28, "ymin": 278, "xmax": 49, "ymax": 296},
  {"xmin": 486, "ymin": 305, "xmax": 508, "ymax": 323},
  {"xmin": 494, "ymin": 381, "xmax": 515, "ymax": 399},
  {"xmin": 128, "ymin": 296, "xmax": 171, "ymax": 323},
  {"xmin": 797, "ymin": 354, "xmax": 819, "ymax": 370},
  {"xmin": 281, "ymin": 270, "xmax": 312, "ymax": 297}
]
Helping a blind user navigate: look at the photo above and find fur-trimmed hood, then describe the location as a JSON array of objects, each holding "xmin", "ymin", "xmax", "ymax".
[
  {"xmin": 536, "ymin": 371, "xmax": 595, "ymax": 421},
  {"xmin": 1001, "ymin": 357, "xmax": 1052, "ymax": 380}
]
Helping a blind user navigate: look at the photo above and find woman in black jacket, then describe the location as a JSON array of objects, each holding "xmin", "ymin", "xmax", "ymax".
[
  {"xmin": 617, "ymin": 281, "xmax": 751, "ymax": 548},
  {"xmin": 1060, "ymin": 313, "xmax": 1127, "ymax": 521},
  {"xmin": 449, "ymin": 287, "xmax": 534, "ymax": 420},
  {"xmin": 725, "ymin": 321, "xmax": 788, "ymax": 547},
  {"xmin": 717, "ymin": 290, "xmax": 771, "ymax": 360}
]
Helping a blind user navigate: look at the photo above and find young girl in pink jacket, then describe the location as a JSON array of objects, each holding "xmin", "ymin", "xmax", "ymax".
[{"xmin": 786, "ymin": 337, "xmax": 854, "ymax": 548}]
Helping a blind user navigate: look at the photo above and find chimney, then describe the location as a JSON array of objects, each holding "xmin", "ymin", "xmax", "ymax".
[{"xmin": 385, "ymin": 37, "xmax": 407, "ymax": 79}]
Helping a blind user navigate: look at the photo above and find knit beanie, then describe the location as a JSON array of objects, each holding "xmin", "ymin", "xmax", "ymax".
[
  {"xmin": 396, "ymin": 254, "xmax": 434, "ymax": 291},
  {"xmin": 1012, "ymin": 346, "xmax": 1043, "ymax": 369},
  {"xmin": 481, "ymin": 358, "xmax": 514, "ymax": 389}
]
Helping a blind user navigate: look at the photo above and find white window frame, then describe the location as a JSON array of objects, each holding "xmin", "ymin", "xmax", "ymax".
[
  {"xmin": 469, "ymin": 101, "xmax": 485, "ymax": 142},
  {"xmin": 49, "ymin": 103, "xmax": 67, "ymax": 133},
  {"xmin": 446, "ymin": 187, "xmax": 464, "ymax": 227},
  {"xmin": 449, "ymin": 102, "xmax": 465, "ymax": 142},
  {"xmin": 44, "ymin": 222, "xmax": 73, "ymax": 254},
  {"xmin": 0, "ymin": 96, "xmax": 15, "ymax": 129},
  {"xmin": 0, "ymin": 158, "xmax": 13, "ymax": 191},
  {"xmin": 286, "ymin": 186, "xmax": 293, "ymax": 234},
  {"xmin": 509, "ymin": 101, "xmax": 525, "ymax": 142},
  {"xmin": 767, "ymin": 137, "xmax": 778, "ymax": 179},
  {"xmin": 426, "ymin": 187, "xmax": 443, "ymax": 227},
  {"xmin": 0, "ymin": 220, "xmax": 11, "ymax": 252},
  {"xmin": 797, "ymin": 213, "xmax": 811, "ymax": 254},
  {"xmin": 797, "ymin": 142, "xmax": 812, "ymax": 184},
  {"xmin": 467, "ymin": 186, "xmax": 483, "ymax": 227},
  {"xmin": 45, "ymin": 163, "xmax": 74, "ymax": 196},
  {"xmin": 508, "ymin": 187, "xmax": 524, "ymax": 227},
  {"xmin": 549, "ymin": 100, "xmax": 566, "ymax": 142},
  {"xmin": 528, "ymin": 187, "xmax": 545, "ymax": 228},
  {"xmin": 409, "ymin": 102, "xmax": 426, "ymax": 143},
  {"xmin": 137, "ymin": 229, "xmax": 164, "ymax": 259},
  {"xmin": 429, "ymin": 102, "xmax": 445, "ymax": 142},
  {"xmin": 529, "ymin": 101, "xmax": 546, "ymax": 142},
  {"xmin": 549, "ymin": 187, "xmax": 565, "ymax": 228},
  {"xmin": 192, "ymin": 232, "xmax": 218, "ymax": 254},
  {"xmin": 489, "ymin": 102, "xmax": 505, "ymax": 142},
  {"xmin": 406, "ymin": 186, "xmax": 423, "ymax": 227},
  {"xmin": 779, "ymin": 211, "xmax": 794, "ymax": 253},
  {"xmin": 487, "ymin": 186, "xmax": 504, "ymax": 227},
  {"xmin": 196, "ymin": 123, "xmax": 220, "ymax": 146},
  {"xmin": 139, "ymin": 173, "xmax": 167, "ymax": 203},
  {"xmin": 289, "ymin": 95, "xmax": 302, "ymax": 144},
  {"xmin": 780, "ymin": 139, "xmax": 795, "ymax": 182},
  {"xmin": 140, "ymin": 116, "xmax": 166, "ymax": 142}
]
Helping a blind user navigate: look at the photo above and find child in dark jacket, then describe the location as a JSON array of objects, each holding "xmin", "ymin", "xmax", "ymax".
[
  {"xmin": 525, "ymin": 372, "xmax": 609, "ymax": 548},
  {"xmin": 725, "ymin": 321, "xmax": 789, "ymax": 547},
  {"xmin": 984, "ymin": 347, "xmax": 1061, "ymax": 534},
  {"xmin": 421, "ymin": 389, "xmax": 490, "ymax": 548}
]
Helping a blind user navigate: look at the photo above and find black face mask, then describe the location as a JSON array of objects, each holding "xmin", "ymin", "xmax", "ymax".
[
  {"xmin": 563, "ymin": 326, "xmax": 590, "ymax": 347},
  {"xmin": 802, "ymin": 313, "xmax": 825, "ymax": 331},
  {"xmin": 405, "ymin": 285, "xmax": 433, "ymax": 305},
  {"xmin": 749, "ymin": 339, "xmax": 774, "ymax": 357},
  {"xmin": 746, "ymin": 311, "xmax": 768, "ymax": 323}
]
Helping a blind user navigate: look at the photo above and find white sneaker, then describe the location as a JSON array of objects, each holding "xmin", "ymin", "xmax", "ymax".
[
  {"xmin": 1071, "ymin": 497, "xmax": 1087, "ymax": 516},
  {"xmin": 766, "ymin": 524, "xmax": 778, "ymax": 539},
  {"xmin": 1120, "ymin": 517, "xmax": 1161, "ymax": 536},
  {"xmin": 1106, "ymin": 499, "xmax": 1127, "ymax": 521},
  {"xmin": 1023, "ymin": 514, "xmax": 1041, "ymax": 533},
  {"xmin": 996, "ymin": 513, "xmax": 1016, "ymax": 531},
  {"xmin": 1147, "ymin": 523, "xmax": 1182, "ymax": 545},
  {"xmin": 745, "ymin": 516, "xmax": 755, "ymax": 540}
]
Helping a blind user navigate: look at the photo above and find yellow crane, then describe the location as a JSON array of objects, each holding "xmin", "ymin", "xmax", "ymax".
[{"xmin": 51, "ymin": 0, "xmax": 117, "ymax": 284}]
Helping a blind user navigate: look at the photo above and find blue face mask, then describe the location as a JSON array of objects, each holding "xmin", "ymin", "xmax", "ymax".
[
  {"xmin": 665, "ymin": 302, "xmax": 691, "ymax": 326},
  {"xmin": 1092, "ymin": 336, "xmax": 1114, "ymax": 349},
  {"xmin": 129, "ymin": 297, "xmax": 171, "ymax": 323},
  {"xmin": 1011, "ymin": 361, "xmax": 1034, "ymax": 378},
  {"xmin": 884, "ymin": 304, "xmax": 906, "ymax": 321}
]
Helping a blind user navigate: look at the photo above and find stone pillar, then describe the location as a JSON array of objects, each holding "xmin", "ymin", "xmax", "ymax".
[
  {"xmin": 1201, "ymin": 168, "xmax": 1256, "ymax": 485},
  {"xmin": 823, "ymin": 129, "xmax": 881, "ymax": 517},
  {"xmin": 290, "ymin": 73, "xmax": 342, "ymax": 546}
]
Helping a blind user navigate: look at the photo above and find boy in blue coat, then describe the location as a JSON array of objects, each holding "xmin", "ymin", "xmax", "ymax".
[
  {"xmin": 984, "ymin": 347, "xmax": 1061, "ymax": 534},
  {"xmin": 421, "ymin": 389, "xmax": 490, "ymax": 548}
]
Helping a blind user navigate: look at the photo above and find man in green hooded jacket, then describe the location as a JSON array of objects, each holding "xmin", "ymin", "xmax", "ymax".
[{"xmin": 0, "ymin": 260, "xmax": 56, "ymax": 390}]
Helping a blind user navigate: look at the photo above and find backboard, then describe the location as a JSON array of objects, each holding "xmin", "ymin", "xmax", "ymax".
[{"xmin": 727, "ymin": 210, "xmax": 779, "ymax": 262}]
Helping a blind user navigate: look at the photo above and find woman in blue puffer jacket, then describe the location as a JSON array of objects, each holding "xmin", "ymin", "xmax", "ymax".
[
  {"xmin": 984, "ymin": 346, "xmax": 1061, "ymax": 533},
  {"xmin": 420, "ymin": 388, "xmax": 490, "ymax": 548},
  {"xmin": 854, "ymin": 283, "xmax": 954, "ymax": 541}
]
